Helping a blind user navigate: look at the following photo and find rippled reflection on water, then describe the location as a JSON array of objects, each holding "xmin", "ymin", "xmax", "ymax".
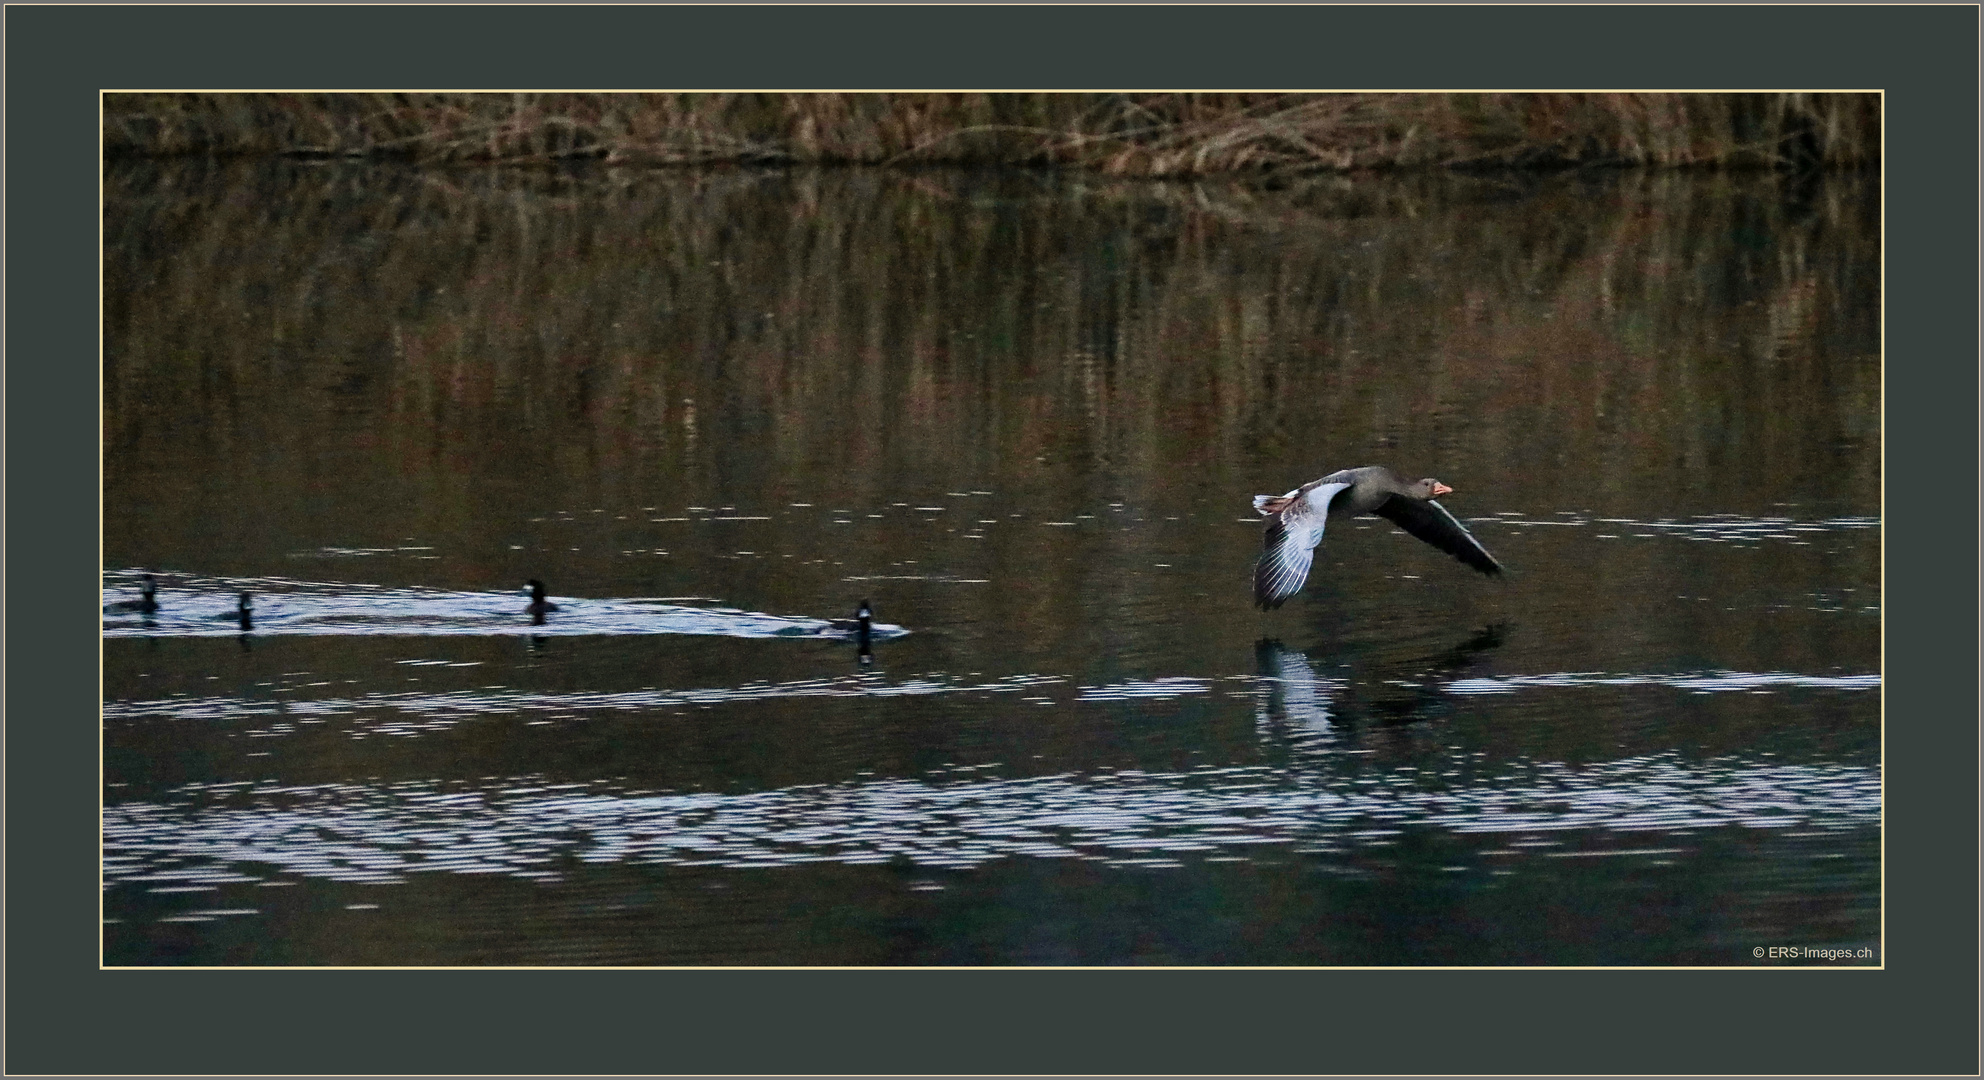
[
  {"xmin": 102, "ymin": 574, "xmax": 906, "ymax": 640},
  {"xmin": 107, "ymin": 753, "xmax": 1878, "ymax": 887}
]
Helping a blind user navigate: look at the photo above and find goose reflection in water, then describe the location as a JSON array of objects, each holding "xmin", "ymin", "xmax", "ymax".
[
  {"xmin": 1367, "ymin": 623, "xmax": 1505, "ymax": 727},
  {"xmin": 1254, "ymin": 639, "xmax": 1341, "ymax": 740},
  {"xmin": 1254, "ymin": 624, "xmax": 1508, "ymax": 745}
]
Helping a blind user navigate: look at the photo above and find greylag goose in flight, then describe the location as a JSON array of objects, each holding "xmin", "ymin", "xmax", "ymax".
[{"xmin": 1253, "ymin": 466, "xmax": 1503, "ymax": 610}]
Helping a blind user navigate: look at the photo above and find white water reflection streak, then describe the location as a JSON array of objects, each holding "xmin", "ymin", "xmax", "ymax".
[
  {"xmin": 102, "ymin": 573, "xmax": 905, "ymax": 641},
  {"xmin": 104, "ymin": 753, "xmax": 1880, "ymax": 889},
  {"xmin": 103, "ymin": 666, "xmax": 1875, "ymax": 736},
  {"xmin": 1446, "ymin": 672, "xmax": 1883, "ymax": 695},
  {"xmin": 104, "ymin": 672, "xmax": 1069, "ymax": 732}
]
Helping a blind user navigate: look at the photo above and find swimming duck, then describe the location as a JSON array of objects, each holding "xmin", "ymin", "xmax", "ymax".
[
  {"xmin": 827, "ymin": 599, "xmax": 874, "ymax": 648},
  {"xmin": 1253, "ymin": 466, "xmax": 1503, "ymax": 610},
  {"xmin": 105, "ymin": 574, "xmax": 159, "ymax": 614},
  {"xmin": 211, "ymin": 591, "xmax": 252, "ymax": 629},
  {"xmin": 525, "ymin": 579, "xmax": 559, "ymax": 620}
]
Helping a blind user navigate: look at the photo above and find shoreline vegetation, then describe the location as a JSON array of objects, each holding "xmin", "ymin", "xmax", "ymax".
[{"xmin": 103, "ymin": 93, "xmax": 1878, "ymax": 174}]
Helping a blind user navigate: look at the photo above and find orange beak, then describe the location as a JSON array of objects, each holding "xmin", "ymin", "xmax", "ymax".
[{"xmin": 1430, "ymin": 482, "xmax": 1454, "ymax": 498}]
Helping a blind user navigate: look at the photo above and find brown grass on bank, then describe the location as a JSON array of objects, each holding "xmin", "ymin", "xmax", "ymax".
[{"xmin": 103, "ymin": 92, "xmax": 1878, "ymax": 173}]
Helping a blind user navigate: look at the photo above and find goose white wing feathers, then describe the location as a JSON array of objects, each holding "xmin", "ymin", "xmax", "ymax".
[{"xmin": 1253, "ymin": 481, "xmax": 1352, "ymax": 610}]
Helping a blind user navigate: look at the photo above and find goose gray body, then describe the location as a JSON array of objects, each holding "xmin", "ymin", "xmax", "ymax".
[{"xmin": 1253, "ymin": 466, "xmax": 1502, "ymax": 610}]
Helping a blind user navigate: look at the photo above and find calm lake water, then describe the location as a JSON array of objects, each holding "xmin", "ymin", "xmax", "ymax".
[{"xmin": 102, "ymin": 161, "xmax": 1880, "ymax": 966}]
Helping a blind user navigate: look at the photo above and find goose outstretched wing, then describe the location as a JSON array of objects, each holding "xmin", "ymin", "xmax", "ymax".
[
  {"xmin": 1254, "ymin": 482, "xmax": 1352, "ymax": 609},
  {"xmin": 1372, "ymin": 496, "xmax": 1504, "ymax": 575}
]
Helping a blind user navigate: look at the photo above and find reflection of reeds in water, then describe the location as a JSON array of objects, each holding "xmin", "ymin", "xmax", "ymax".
[
  {"xmin": 103, "ymin": 162, "xmax": 1878, "ymax": 508},
  {"xmin": 103, "ymin": 93, "xmax": 1880, "ymax": 173}
]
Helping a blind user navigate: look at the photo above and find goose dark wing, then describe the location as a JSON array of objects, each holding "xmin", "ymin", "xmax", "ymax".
[{"xmin": 1372, "ymin": 496, "xmax": 1504, "ymax": 576}]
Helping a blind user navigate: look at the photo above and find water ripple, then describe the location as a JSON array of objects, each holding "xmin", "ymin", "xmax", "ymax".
[
  {"xmin": 102, "ymin": 667, "xmax": 1876, "ymax": 734},
  {"xmin": 103, "ymin": 672, "xmax": 1071, "ymax": 726},
  {"xmin": 1446, "ymin": 671, "xmax": 1882, "ymax": 695},
  {"xmin": 102, "ymin": 754, "xmax": 1881, "ymax": 887},
  {"xmin": 1077, "ymin": 678, "xmax": 1214, "ymax": 703},
  {"xmin": 102, "ymin": 573, "xmax": 905, "ymax": 641},
  {"xmin": 1471, "ymin": 512, "xmax": 1880, "ymax": 545}
]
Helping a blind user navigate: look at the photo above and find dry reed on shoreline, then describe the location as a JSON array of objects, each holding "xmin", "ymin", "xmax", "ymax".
[{"xmin": 103, "ymin": 93, "xmax": 1878, "ymax": 173}]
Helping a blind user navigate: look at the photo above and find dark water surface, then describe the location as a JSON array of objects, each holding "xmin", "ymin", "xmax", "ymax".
[{"xmin": 102, "ymin": 161, "xmax": 1880, "ymax": 966}]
